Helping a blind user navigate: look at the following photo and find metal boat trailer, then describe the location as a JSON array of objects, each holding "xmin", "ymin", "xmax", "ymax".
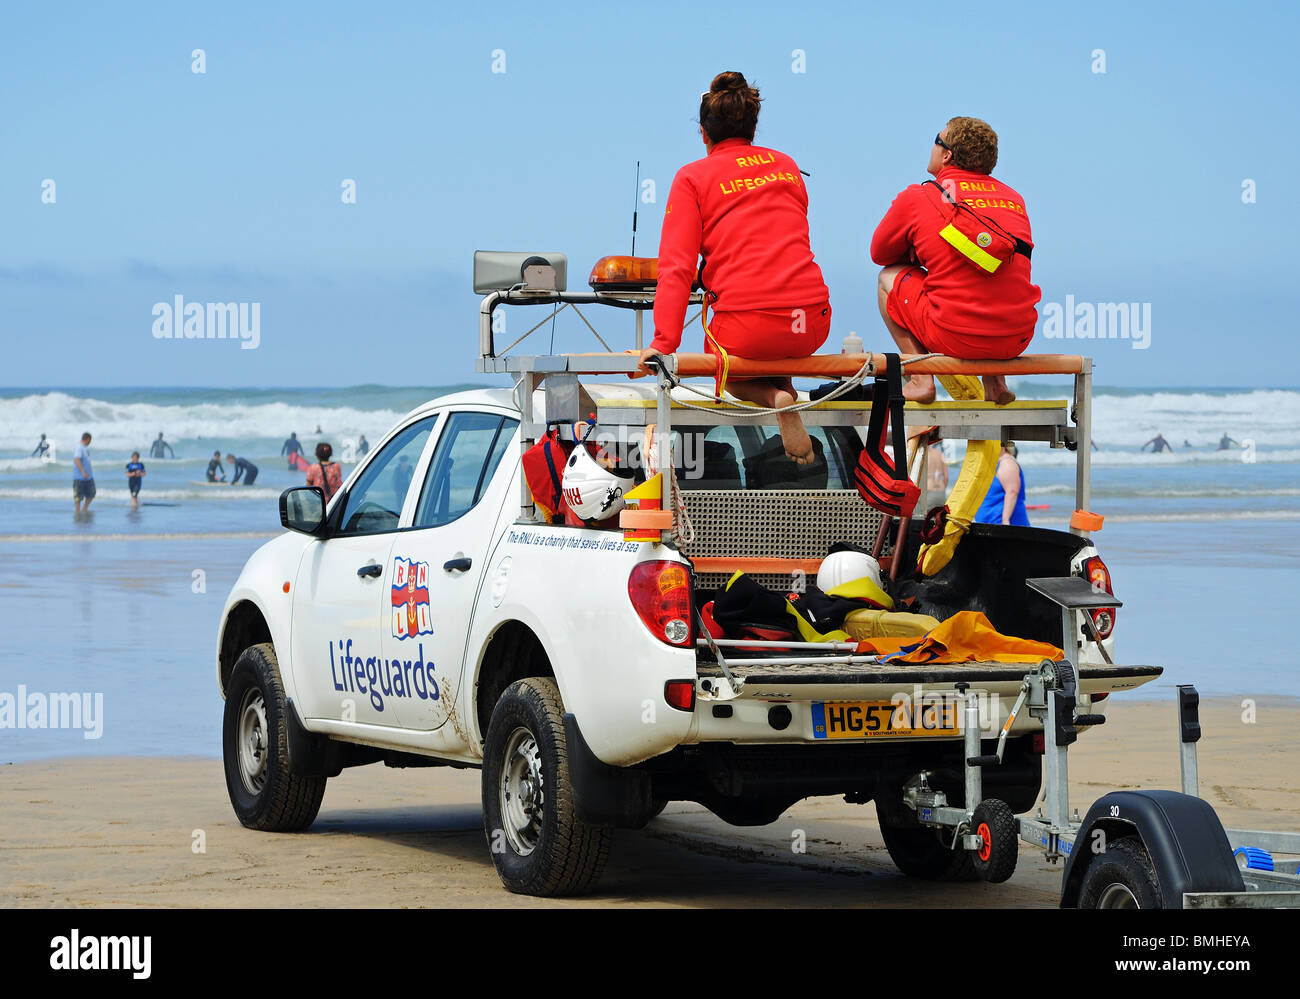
[{"xmin": 896, "ymin": 574, "xmax": 1300, "ymax": 908}]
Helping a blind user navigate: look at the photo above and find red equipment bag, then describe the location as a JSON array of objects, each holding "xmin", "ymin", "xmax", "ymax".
[{"xmin": 521, "ymin": 428, "xmax": 572, "ymax": 523}]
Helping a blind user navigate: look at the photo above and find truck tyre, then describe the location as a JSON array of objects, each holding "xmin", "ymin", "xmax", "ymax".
[
  {"xmin": 222, "ymin": 643, "xmax": 326, "ymax": 831},
  {"xmin": 1078, "ymin": 837, "xmax": 1162, "ymax": 908},
  {"xmin": 970, "ymin": 798, "xmax": 1018, "ymax": 883},
  {"xmin": 482, "ymin": 678, "xmax": 612, "ymax": 896},
  {"xmin": 876, "ymin": 801, "xmax": 978, "ymax": 882}
]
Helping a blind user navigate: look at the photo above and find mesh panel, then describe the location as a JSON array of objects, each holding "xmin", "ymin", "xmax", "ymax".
[
  {"xmin": 696, "ymin": 571, "xmax": 793, "ymax": 597},
  {"xmin": 680, "ymin": 489, "xmax": 889, "ymax": 561}
]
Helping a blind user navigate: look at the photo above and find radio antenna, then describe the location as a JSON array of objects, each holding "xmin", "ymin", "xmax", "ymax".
[{"xmin": 631, "ymin": 160, "xmax": 640, "ymax": 256}]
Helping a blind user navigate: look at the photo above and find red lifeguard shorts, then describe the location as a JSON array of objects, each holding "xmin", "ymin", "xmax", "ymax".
[
  {"xmin": 886, "ymin": 267, "xmax": 1031, "ymax": 359},
  {"xmin": 705, "ymin": 303, "xmax": 831, "ymax": 360}
]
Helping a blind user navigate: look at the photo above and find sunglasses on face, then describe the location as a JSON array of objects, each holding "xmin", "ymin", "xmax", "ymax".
[{"xmin": 934, "ymin": 133, "xmax": 952, "ymax": 151}]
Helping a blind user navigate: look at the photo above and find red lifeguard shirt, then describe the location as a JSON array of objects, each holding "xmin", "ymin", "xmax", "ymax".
[
  {"xmin": 870, "ymin": 166, "xmax": 1041, "ymax": 338},
  {"xmin": 652, "ymin": 137, "xmax": 830, "ymax": 354}
]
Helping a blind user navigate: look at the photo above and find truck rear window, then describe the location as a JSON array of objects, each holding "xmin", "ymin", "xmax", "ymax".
[{"xmin": 673, "ymin": 424, "xmax": 863, "ymax": 491}]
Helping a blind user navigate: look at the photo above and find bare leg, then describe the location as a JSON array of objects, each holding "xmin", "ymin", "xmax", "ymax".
[
  {"xmin": 726, "ymin": 377, "xmax": 815, "ymax": 465},
  {"xmin": 877, "ymin": 267, "xmax": 935, "ymax": 404}
]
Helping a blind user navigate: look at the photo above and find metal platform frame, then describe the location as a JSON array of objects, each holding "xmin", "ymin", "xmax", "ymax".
[{"xmin": 475, "ymin": 288, "xmax": 1096, "ymax": 536}]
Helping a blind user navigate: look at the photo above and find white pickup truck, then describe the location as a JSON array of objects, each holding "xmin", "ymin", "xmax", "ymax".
[{"xmin": 216, "ymin": 256, "xmax": 1160, "ymax": 898}]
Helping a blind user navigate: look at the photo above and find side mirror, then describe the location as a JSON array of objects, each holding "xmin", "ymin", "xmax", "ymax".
[{"xmin": 280, "ymin": 487, "xmax": 328, "ymax": 536}]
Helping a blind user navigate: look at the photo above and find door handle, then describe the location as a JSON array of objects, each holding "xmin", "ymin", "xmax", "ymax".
[
  {"xmin": 357, "ymin": 563, "xmax": 383, "ymax": 578},
  {"xmin": 443, "ymin": 557, "xmax": 472, "ymax": 573}
]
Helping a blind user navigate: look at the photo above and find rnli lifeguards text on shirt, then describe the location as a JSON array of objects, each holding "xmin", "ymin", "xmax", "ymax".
[{"xmin": 716, "ymin": 151, "xmax": 802, "ymax": 196}]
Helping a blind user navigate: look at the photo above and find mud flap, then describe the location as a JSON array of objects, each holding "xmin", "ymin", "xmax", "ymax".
[{"xmin": 564, "ymin": 713, "xmax": 654, "ymax": 828}]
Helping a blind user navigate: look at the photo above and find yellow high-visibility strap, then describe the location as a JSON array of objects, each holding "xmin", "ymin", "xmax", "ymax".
[
  {"xmin": 939, "ymin": 223, "xmax": 1002, "ymax": 273},
  {"xmin": 701, "ymin": 302, "xmax": 731, "ymax": 399}
]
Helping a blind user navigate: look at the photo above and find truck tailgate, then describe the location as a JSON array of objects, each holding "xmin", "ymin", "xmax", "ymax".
[{"xmin": 697, "ymin": 660, "xmax": 1162, "ymax": 702}]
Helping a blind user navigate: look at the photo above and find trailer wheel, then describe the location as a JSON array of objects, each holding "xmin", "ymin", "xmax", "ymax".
[
  {"xmin": 971, "ymin": 799, "xmax": 1018, "ymax": 883},
  {"xmin": 481, "ymin": 677, "xmax": 612, "ymax": 896},
  {"xmin": 1078, "ymin": 837, "xmax": 1162, "ymax": 908},
  {"xmin": 876, "ymin": 802, "xmax": 977, "ymax": 881}
]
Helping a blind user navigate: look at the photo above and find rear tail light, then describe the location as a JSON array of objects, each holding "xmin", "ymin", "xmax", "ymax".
[
  {"xmin": 1082, "ymin": 555, "xmax": 1117, "ymax": 639},
  {"xmin": 628, "ymin": 561, "xmax": 693, "ymax": 647}
]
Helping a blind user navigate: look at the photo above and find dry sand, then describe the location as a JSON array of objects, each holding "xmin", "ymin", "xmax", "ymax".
[{"xmin": 2, "ymin": 696, "xmax": 1296, "ymax": 908}]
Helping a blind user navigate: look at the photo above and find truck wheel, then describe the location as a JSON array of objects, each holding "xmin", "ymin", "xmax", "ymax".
[
  {"xmin": 971, "ymin": 799, "xmax": 1018, "ymax": 883},
  {"xmin": 1078, "ymin": 837, "xmax": 1162, "ymax": 908},
  {"xmin": 876, "ymin": 802, "xmax": 977, "ymax": 881},
  {"xmin": 482, "ymin": 678, "xmax": 612, "ymax": 896},
  {"xmin": 222, "ymin": 643, "xmax": 326, "ymax": 831}
]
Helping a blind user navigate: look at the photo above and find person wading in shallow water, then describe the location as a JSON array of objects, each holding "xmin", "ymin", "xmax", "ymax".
[
  {"xmin": 639, "ymin": 71, "xmax": 832, "ymax": 466},
  {"xmin": 307, "ymin": 442, "xmax": 342, "ymax": 503}
]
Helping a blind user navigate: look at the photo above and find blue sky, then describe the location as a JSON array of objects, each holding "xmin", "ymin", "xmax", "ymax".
[{"xmin": 2, "ymin": 0, "xmax": 1297, "ymax": 387}]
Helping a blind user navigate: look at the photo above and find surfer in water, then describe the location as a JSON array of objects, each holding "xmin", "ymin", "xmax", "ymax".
[
  {"xmin": 1142, "ymin": 434, "xmax": 1173, "ymax": 453},
  {"xmin": 225, "ymin": 453, "xmax": 259, "ymax": 485},
  {"xmin": 32, "ymin": 434, "xmax": 50, "ymax": 458},
  {"xmin": 282, "ymin": 432, "xmax": 304, "ymax": 469},
  {"xmin": 150, "ymin": 433, "xmax": 175, "ymax": 459},
  {"xmin": 1218, "ymin": 433, "xmax": 1241, "ymax": 451},
  {"xmin": 207, "ymin": 451, "xmax": 227, "ymax": 482}
]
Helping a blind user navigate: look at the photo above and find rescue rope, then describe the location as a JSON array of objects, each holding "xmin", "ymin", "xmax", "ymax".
[{"xmin": 667, "ymin": 464, "xmax": 696, "ymax": 546}]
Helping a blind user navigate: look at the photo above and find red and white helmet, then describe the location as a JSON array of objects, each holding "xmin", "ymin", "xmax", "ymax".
[{"xmin": 562, "ymin": 443, "xmax": 635, "ymax": 522}]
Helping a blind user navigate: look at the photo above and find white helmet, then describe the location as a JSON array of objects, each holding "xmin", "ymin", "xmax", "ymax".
[
  {"xmin": 562, "ymin": 444, "xmax": 635, "ymax": 522},
  {"xmin": 818, "ymin": 548, "xmax": 883, "ymax": 593}
]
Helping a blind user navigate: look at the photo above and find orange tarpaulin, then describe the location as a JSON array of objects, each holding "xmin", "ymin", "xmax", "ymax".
[{"xmin": 854, "ymin": 610, "xmax": 1064, "ymax": 664}]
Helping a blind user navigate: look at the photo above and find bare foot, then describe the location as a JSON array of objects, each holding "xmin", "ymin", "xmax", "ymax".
[
  {"xmin": 981, "ymin": 375, "xmax": 1015, "ymax": 405},
  {"xmin": 902, "ymin": 375, "xmax": 936, "ymax": 404},
  {"xmin": 774, "ymin": 391, "xmax": 815, "ymax": 465}
]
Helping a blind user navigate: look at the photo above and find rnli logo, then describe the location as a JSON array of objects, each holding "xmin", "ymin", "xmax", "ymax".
[
  {"xmin": 391, "ymin": 556, "xmax": 433, "ymax": 640},
  {"xmin": 976, "ymin": 232, "xmax": 992, "ymax": 248}
]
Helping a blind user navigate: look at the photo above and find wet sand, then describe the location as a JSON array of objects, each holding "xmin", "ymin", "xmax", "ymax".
[{"xmin": 1, "ymin": 697, "xmax": 1296, "ymax": 908}]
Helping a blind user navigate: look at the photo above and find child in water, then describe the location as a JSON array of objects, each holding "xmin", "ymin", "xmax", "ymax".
[{"xmin": 125, "ymin": 452, "xmax": 146, "ymax": 507}]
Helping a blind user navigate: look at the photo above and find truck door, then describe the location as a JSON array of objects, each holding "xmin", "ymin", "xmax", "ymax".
[
  {"xmin": 383, "ymin": 410, "xmax": 518, "ymax": 731},
  {"xmin": 289, "ymin": 415, "xmax": 439, "ymax": 726}
]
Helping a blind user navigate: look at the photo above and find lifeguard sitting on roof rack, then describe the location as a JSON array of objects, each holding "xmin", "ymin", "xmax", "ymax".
[
  {"xmin": 871, "ymin": 116, "xmax": 1041, "ymax": 406},
  {"xmin": 637, "ymin": 71, "xmax": 831, "ymax": 467}
]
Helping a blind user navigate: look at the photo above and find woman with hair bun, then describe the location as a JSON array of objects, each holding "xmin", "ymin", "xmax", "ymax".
[{"xmin": 640, "ymin": 71, "xmax": 831, "ymax": 465}]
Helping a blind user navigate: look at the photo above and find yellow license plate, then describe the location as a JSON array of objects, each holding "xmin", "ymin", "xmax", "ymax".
[{"xmin": 812, "ymin": 699, "xmax": 959, "ymax": 739}]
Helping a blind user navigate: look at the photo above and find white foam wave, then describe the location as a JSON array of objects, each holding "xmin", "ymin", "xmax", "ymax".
[{"xmin": 0, "ymin": 391, "xmax": 409, "ymax": 453}]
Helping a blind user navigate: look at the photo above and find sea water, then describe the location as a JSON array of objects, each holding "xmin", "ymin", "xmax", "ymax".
[{"xmin": 0, "ymin": 384, "xmax": 1296, "ymax": 762}]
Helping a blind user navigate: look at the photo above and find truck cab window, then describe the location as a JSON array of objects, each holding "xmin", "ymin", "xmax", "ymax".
[
  {"xmin": 336, "ymin": 416, "xmax": 437, "ymax": 535},
  {"xmin": 414, "ymin": 413, "xmax": 518, "ymax": 529}
]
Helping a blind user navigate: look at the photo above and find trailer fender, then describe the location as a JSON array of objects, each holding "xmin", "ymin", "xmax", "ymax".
[{"xmin": 1060, "ymin": 789, "xmax": 1243, "ymax": 908}]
